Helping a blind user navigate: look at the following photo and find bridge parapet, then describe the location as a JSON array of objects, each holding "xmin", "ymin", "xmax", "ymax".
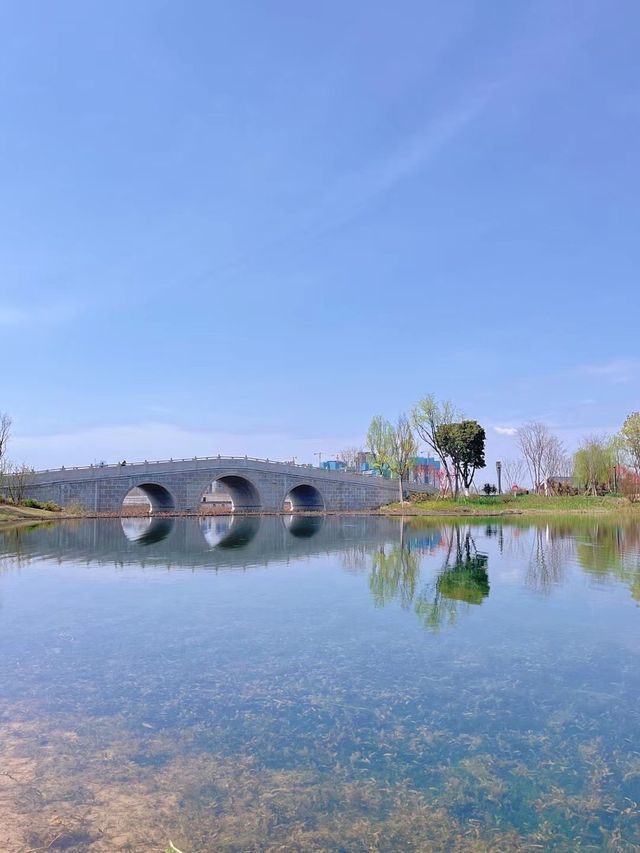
[
  {"xmin": 23, "ymin": 455, "xmax": 425, "ymax": 513},
  {"xmin": 31, "ymin": 455, "xmax": 383, "ymax": 484}
]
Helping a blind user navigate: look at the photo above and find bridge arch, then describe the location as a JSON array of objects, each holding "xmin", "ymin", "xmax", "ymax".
[
  {"xmin": 284, "ymin": 483, "xmax": 324, "ymax": 512},
  {"xmin": 123, "ymin": 482, "xmax": 176, "ymax": 514},
  {"xmin": 199, "ymin": 474, "xmax": 262, "ymax": 512}
]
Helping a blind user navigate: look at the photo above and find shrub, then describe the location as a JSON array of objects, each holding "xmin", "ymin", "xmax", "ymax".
[{"xmin": 18, "ymin": 498, "xmax": 62, "ymax": 511}]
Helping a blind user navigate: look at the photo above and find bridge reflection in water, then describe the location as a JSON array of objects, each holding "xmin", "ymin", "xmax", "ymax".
[
  {"xmin": 4, "ymin": 516, "xmax": 640, "ymax": 631},
  {"xmin": 0, "ymin": 517, "xmax": 493, "ymax": 632},
  {"xmin": 0, "ymin": 516, "xmax": 404, "ymax": 572}
]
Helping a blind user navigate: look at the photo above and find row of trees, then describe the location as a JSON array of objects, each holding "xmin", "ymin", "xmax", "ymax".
[
  {"xmin": 366, "ymin": 395, "xmax": 487, "ymax": 501},
  {"xmin": 363, "ymin": 402, "xmax": 640, "ymax": 500},
  {"xmin": 571, "ymin": 414, "xmax": 640, "ymax": 497},
  {"xmin": 499, "ymin": 412, "xmax": 640, "ymax": 497}
]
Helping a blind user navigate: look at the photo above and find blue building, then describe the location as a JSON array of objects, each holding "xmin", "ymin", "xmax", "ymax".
[{"xmin": 320, "ymin": 460, "xmax": 347, "ymax": 471}]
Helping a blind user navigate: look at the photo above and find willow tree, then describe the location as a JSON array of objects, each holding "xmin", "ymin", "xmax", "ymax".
[
  {"xmin": 389, "ymin": 415, "xmax": 419, "ymax": 502},
  {"xmin": 366, "ymin": 416, "xmax": 393, "ymax": 477},
  {"xmin": 573, "ymin": 436, "xmax": 614, "ymax": 495},
  {"xmin": 367, "ymin": 414, "xmax": 418, "ymax": 502},
  {"xmin": 621, "ymin": 412, "xmax": 640, "ymax": 475}
]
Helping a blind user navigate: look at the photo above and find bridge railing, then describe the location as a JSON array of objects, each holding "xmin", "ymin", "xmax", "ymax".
[{"xmin": 31, "ymin": 454, "xmax": 393, "ymax": 480}]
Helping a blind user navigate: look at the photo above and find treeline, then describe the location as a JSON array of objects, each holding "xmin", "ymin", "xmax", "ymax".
[
  {"xmin": 503, "ymin": 414, "xmax": 640, "ymax": 497},
  {"xmin": 360, "ymin": 398, "xmax": 640, "ymax": 500},
  {"xmin": 366, "ymin": 395, "xmax": 486, "ymax": 501}
]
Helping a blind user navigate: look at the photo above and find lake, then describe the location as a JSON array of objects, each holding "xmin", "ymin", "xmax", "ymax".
[{"xmin": 0, "ymin": 515, "xmax": 639, "ymax": 851}]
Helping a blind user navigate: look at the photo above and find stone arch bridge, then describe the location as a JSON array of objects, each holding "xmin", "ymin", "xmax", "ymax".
[{"xmin": 24, "ymin": 456, "xmax": 405, "ymax": 513}]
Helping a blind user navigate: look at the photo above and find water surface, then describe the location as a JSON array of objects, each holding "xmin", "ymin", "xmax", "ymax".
[{"xmin": 0, "ymin": 516, "xmax": 639, "ymax": 851}]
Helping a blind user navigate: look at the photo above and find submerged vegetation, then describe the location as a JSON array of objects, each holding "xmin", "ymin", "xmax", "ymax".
[{"xmin": 1, "ymin": 517, "xmax": 640, "ymax": 850}]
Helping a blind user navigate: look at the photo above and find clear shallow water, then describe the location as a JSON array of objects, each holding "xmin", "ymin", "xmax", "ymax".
[{"xmin": 0, "ymin": 516, "xmax": 639, "ymax": 851}]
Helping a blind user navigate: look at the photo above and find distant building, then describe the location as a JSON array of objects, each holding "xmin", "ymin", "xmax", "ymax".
[
  {"xmin": 410, "ymin": 456, "xmax": 441, "ymax": 487},
  {"xmin": 356, "ymin": 451, "xmax": 375, "ymax": 473},
  {"xmin": 320, "ymin": 460, "xmax": 347, "ymax": 471}
]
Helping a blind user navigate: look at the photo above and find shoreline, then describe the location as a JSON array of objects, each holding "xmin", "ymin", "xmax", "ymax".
[{"xmin": 2, "ymin": 501, "xmax": 639, "ymax": 529}]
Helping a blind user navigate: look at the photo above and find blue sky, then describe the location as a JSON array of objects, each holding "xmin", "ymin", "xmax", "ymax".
[{"xmin": 2, "ymin": 1, "xmax": 639, "ymax": 473}]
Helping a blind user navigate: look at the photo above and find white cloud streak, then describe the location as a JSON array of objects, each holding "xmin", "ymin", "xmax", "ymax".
[
  {"xmin": 0, "ymin": 300, "xmax": 80, "ymax": 328},
  {"xmin": 579, "ymin": 358, "xmax": 640, "ymax": 384},
  {"xmin": 11, "ymin": 422, "xmax": 360, "ymax": 470},
  {"xmin": 0, "ymin": 307, "xmax": 29, "ymax": 326}
]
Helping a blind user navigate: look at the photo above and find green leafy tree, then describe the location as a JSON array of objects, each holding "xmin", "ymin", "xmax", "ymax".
[
  {"xmin": 367, "ymin": 414, "xmax": 418, "ymax": 501},
  {"xmin": 366, "ymin": 415, "xmax": 393, "ymax": 477},
  {"xmin": 412, "ymin": 395, "xmax": 461, "ymax": 495},
  {"xmin": 621, "ymin": 412, "xmax": 640, "ymax": 475},
  {"xmin": 388, "ymin": 414, "xmax": 418, "ymax": 502},
  {"xmin": 573, "ymin": 436, "xmax": 615, "ymax": 495},
  {"xmin": 435, "ymin": 420, "xmax": 486, "ymax": 497}
]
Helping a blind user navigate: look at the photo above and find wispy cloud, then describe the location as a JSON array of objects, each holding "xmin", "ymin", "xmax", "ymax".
[
  {"xmin": 298, "ymin": 88, "xmax": 496, "ymax": 241},
  {"xmin": 0, "ymin": 300, "xmax": 80, "ymax": 328},
  {"xmin": 11, "ymin": 422, "xmax": 361, "ymax": 470},
  {"xmin": 579, "ymin": 358, "xmax": 640, "ymax": 384},
  {"xmin": 0, "ymin": 307, "xmax": 29, "ymax": 326},
  {"xmin": 494, "ymin": 426, "xmax": 518, "ymax": 436},
  {"xmin": 199, "ymin": 86, "xmax": 496, "ymax": 284}
]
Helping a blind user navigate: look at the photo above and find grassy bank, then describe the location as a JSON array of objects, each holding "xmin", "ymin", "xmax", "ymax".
[
  {"xmin": 0, "ymin": 502, "xmax": 65, "ymax": 529},
  {"xmin": 383, "ymin": 494, "xmax": 637, "ymax": 516}
]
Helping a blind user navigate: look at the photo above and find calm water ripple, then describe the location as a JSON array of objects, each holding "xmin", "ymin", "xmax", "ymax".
[{"xmin": 0, "ymin": 516, "xmax": 639, "ymax": 851}]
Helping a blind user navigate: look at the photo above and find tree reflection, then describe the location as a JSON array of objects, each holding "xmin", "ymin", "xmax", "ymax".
[
  {"xmin": 574, "ymin": 521, "xmax": 640, "ymax": 601},
  {"xmin": 415, "ymin": 527, "xmax": 489, "ymax": 629},
  {"xmin": 370, "ymin": 531, "xmax": 420, "ymax": 610},
  {"xmin": 369, "ymin": 523, "xmax": 490, "ymax": 630},
  {"xmin": 525, "ymin": 525, "xmax": 571, "ymax": 593},
  {"xmin": 518, "ymin": 519, "xmax": 640, "ymax": 602}
]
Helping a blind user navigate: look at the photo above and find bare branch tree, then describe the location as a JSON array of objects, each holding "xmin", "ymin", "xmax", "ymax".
[
  {"xmin": 501, "ymin": 458, "xmax": 527, "ymax": 492},
  {"xmin": 337, "ymin": 446, "xmax": 362, "ymax": 472},
  {"xmin": 517, "ymin": 422, "xmax": 547, "ymax": 491},
  {"xmin": 544, "ymin": 435, "xmax": 570, "ymax": 489},
  {"xmin": 517, "ymin": 422, "xmax": 567, "ymax": 494},
  {"xmin": 4, "ymin": 461, "xmax": 33, "ymax": 504},
  {"xmin": 0, "ymin": 412, "xmax": 11, "ymax": 463}
]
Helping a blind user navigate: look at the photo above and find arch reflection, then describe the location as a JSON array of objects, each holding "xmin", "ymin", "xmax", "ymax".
[
  {"xmin": 283, "ymin": 514, "xmax": 324, "ymax": 539},
  {"xmin": 200, "ymin": 516, "xmax": 261, "ymax": 550},
  {"xmin": 120, "ymin": 516, "xmax": 175, "ymax": 545}
]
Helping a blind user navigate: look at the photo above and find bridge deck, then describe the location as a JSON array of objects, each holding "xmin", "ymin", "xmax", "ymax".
[{"xmin": 23, "ymin": 455, "xmax": 433, "ymax": 513}]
